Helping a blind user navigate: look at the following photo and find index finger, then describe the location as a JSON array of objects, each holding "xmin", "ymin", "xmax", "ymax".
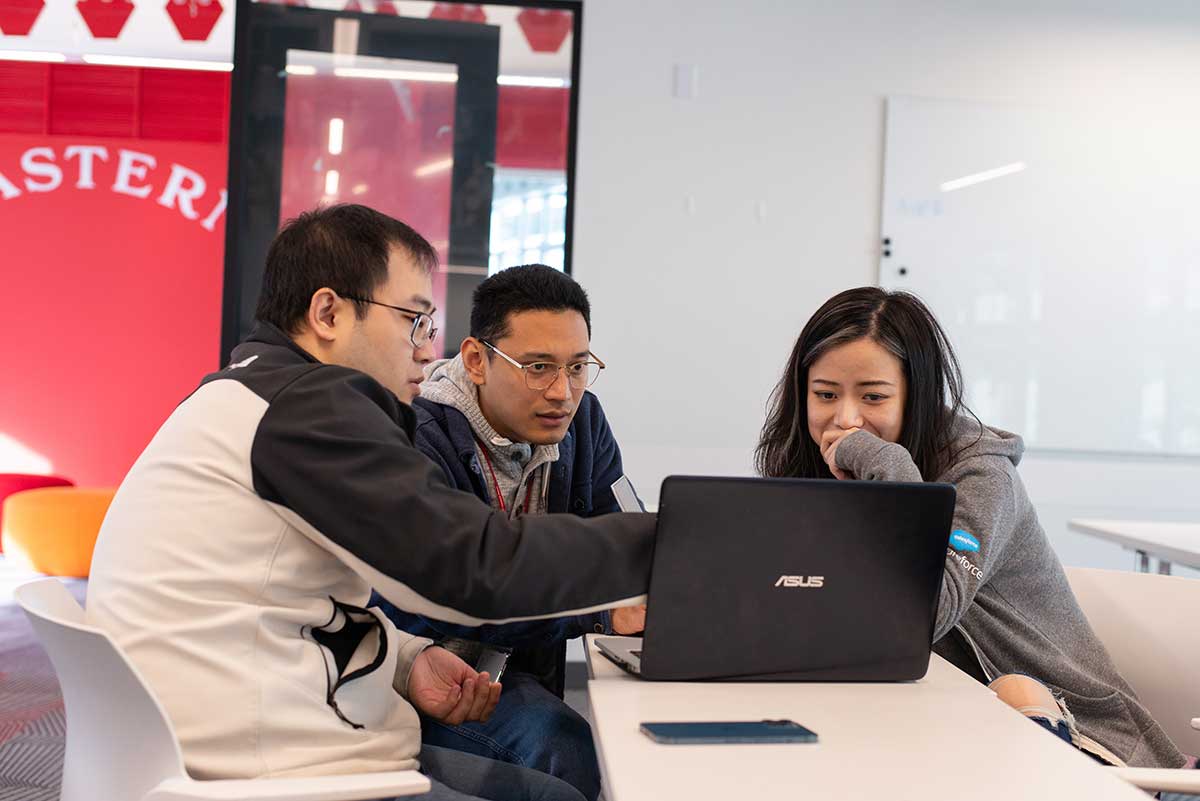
[
  {"xmin": 464, "ymin": 671, "xmax": 493, "ymax": 722},
  {"xmin": 442, "ymin": 676, "xmax": 478, "ymax": 726},
  {"xmin": 479, "ymin": 681, "xmax": 502, "ymax": 723}
]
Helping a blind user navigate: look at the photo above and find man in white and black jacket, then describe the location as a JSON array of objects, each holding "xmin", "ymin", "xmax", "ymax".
[{"xmin": 86, "ymin": 205, "xmax": 652, "ymax": 801}]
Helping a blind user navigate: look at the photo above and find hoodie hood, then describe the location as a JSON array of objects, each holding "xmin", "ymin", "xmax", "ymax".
[
  {"xmin": 421, "ymin": 356, "xmax": 558, "ymax": 457},
  {"xmin": 945, "ymin": 415, "xmax": 1024, "ymax": 471},
  {"xmin": 419, "ymin": 355, "xmax": 558, "ymax": 514},
  {"xmin": 419, "ymin": 357, "xmax": 484, "ymax": 432}
]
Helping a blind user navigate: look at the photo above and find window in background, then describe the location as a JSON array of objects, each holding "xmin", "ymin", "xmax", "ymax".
[
  {"xmin": 279, "ymin": 50, "xmax": 459, "ymax": 353},
  {"xmin": 228, "ymin": 1, "xmax": 580, "ymax": 358},
  {"xmin": 490, "ymin": 169, "xmax": 567, "ymax": 273}
]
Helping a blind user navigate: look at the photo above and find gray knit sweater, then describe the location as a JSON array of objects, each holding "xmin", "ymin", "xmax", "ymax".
[{"xmin": 836, "ymin": 419, "xmax": 1187, "ymax": 769}]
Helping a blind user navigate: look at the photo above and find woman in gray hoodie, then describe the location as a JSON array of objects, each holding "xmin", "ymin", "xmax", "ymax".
[{"xmin": 756, "ymin": 286, "xmax": 1188, "ymax": 771}]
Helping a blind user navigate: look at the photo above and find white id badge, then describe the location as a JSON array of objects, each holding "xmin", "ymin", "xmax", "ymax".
[{"xmin": 610, "ymin": 475, "xmax": 646, "ymax": 513}]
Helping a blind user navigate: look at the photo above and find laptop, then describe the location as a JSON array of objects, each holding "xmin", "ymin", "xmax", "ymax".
[{"xmin": 596, "ymin": 475, "xmax": 955, "ymax": 681}]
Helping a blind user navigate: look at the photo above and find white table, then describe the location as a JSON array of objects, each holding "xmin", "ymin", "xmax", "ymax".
[
  {"xmin": 584, "ymin": 635, "xmax": 1149, "ymax": 801},
  {"xmin": 1069, "ymin": 518, "xmax": 1200, "ymax": 574}
]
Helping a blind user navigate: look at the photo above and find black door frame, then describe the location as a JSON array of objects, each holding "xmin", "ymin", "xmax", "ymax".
[{"xmin": 221, "ymin": 0, "xmax": 583, "ymax": 363}]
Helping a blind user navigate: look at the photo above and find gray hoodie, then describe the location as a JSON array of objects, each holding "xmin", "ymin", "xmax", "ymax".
[
  {"xmin": 419, "ymin": 356, "xmax": 555, "ymax": 517},
  {"xmin": 836, "ymin": 419, "xmax": 1187, "ymax": 770}
]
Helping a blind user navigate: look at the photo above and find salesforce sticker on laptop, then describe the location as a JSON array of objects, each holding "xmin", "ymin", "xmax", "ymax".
[{"xmin": 949, "ymin": 530, "xmax": 980, "ymax": 553}]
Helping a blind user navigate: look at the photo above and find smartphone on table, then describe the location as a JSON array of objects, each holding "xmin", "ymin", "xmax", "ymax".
[{"xmin": 639, "ymin": 720, "xmax": 818, "ymax": 744}]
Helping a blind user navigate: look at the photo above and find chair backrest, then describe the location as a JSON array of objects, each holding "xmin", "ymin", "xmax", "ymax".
[
  {"xmin": 1065, "ymin": 567, "xmax": 1200, "ymax": 755},
  {"xmin": 15, "ymin": 578, "xmax": 189, "ymax": 801}
]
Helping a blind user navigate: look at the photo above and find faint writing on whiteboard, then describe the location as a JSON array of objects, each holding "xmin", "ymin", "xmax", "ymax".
[{"xmin": 896, "ymin": 198, "xmax": 944, "ymax": 217}]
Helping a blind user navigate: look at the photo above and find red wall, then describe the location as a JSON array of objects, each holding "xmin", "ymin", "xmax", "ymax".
[
  {"xmin": 0, "ymin": 62, "xmax": 568, "ymax": 487},
  {"xmin": 0, "ymin": 63, "xmax": 230, "ymax": 487}
]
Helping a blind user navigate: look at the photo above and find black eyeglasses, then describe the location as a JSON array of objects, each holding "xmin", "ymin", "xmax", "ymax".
[{"xmin": 343, "ymin": 296, "xmax": 438, "ymax": 347}]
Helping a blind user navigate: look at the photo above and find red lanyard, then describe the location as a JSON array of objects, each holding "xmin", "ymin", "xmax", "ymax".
[{"xmin": 475, "ymin": 436, "xmax": 535, "ymax": 515}]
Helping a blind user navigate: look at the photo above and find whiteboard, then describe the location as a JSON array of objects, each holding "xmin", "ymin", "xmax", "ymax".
[{"xmin": 880, "ymin": 95, "xmax": 1200, "ymax": 456}]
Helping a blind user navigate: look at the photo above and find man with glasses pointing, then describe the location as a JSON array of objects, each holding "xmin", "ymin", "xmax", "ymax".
[
  {"xmin": 88, "ymin": 206, "xmax": 652, "ymax": 801},
  {"xmin": 376, "ymin": 265, "xmax": 644, "ymax": 801}
]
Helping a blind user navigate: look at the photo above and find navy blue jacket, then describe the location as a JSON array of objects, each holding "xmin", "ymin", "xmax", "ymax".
[{"xmin": 378, "ymin": 391, "xmax": 626, "ymax": 695}]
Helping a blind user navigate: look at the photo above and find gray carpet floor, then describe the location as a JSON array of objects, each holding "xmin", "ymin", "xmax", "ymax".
[{"xmin": 0, "ymin": 561, "xmax": 83, "ymax": 800}]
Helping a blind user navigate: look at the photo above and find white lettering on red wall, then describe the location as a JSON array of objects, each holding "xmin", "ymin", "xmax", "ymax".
[{"xmin": 0, "ymin": 142, "xmax": 226, "ymax": 232}]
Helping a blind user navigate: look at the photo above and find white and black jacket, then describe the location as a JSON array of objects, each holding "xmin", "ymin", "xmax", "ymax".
[{"xmin": 86, "ymin": 323, "xmax": 653, "ymax": 780}]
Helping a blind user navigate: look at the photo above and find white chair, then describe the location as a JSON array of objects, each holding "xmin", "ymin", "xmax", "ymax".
[
  {"xmin": 1066, "ymin": 566, "xmax": 1200, "ymax": 794},
  {"xmin": 15, "ymin": 578, "xmax": 430, "ymax": 801}
]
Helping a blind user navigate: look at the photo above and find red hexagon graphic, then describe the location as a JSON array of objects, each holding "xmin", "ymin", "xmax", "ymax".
[
  {"xmin": 76, "ymin": 0, "xmax": 135, "ymax": 39},
  {"xmin": 342, "ymin": 0, "xmax": 361, "ymax": 11},
  {"xmin": 429, "ymin": 3, "xmax": 484, "ymax": 24},
  {"xmin": 516, "ymin": 8, "xmax": 572, "ymax": 54},
  {"xmin": 166, "ymin": 0, "xmax": 223, "ymax": 42},
  {"xmin": 0, "ymin": 0, "xmax": 45, "ymax": 36},
  {"xmin": 375, "ymin": 1, "xmax": 397, "ymax": 14}
]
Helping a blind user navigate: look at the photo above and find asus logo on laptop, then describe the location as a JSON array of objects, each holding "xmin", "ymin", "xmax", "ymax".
[{"xmin": 774, "ymin": 575, "xmax": 825, "ymax": 588}]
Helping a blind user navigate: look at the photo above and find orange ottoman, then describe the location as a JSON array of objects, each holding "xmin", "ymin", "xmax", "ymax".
[
  {"xmin": 1, "ymin": 487, "xmax": 116, "ymax": 578},
  {"xmin": 0, "ymin": 473, "xmax": 74, "ymax": 552}
]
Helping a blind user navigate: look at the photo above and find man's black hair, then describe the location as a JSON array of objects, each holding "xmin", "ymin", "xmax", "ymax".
[
  {"xmin": 255, "ymin": 204, "xmax": 438, "ymax": 334},
  {"xmin": 470, "ymin": 264, "xmax": 591, "ymax": 344}
]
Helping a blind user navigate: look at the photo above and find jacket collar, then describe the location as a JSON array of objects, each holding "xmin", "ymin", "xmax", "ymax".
[
  {"xmin": 239, "ymin": 321, "xmax": 418, "ymax": 437},
  {"xmin": 238, "ymin": 321, "xmax": 321, "ymax": 365}
]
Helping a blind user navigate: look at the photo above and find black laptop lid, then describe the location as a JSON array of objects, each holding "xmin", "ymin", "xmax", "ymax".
[{"xmin": 638, "ymin": 476, "xmax": 955, "ymax": 682}]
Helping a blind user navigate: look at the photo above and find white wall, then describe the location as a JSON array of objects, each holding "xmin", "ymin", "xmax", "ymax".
[{"xmin": 571, "ymin": 0, "xmax": 1200, "ymax": 573}]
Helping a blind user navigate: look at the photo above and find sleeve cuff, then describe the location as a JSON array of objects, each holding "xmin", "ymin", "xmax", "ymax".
[
  {"xmin": 393, "ymin": 635, "xmax": 435, "ymax": 699},
  {"xmin": 834, "ymin": 428, "xmax": 883, "ymax": 472},
  {"xmin": 834, "ymin": 429, "xmax": 922, "ymax": 482}
]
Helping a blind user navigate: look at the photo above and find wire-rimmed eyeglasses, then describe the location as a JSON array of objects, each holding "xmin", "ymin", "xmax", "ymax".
[
  {"xmin": 481, "ymin": 340, "xmax": 606, "ymax": 391},
  {"xmin": 343, "ymin": 296, "xmax": 438, "ymax": 347}
]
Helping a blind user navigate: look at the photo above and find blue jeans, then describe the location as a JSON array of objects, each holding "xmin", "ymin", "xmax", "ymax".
[
  {"xmin": 418, "ymin": 672, "xmax": 601, "ymax": 801},
  {"xmin": 371, "ymin": 744, "xmax": 584, "ymax": 801},
  {"xmin": 416, "ymin": 744, "xmax": 584, "ymax": 801},
  {"xmin": 1030, "ymin": 716, "xmax": 1075, "ymax": 747}
]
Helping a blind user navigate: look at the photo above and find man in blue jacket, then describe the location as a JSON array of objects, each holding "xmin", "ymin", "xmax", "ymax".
[{"xmin": 377, "ymin": 265, "xmax": 645, "ymax": 801}]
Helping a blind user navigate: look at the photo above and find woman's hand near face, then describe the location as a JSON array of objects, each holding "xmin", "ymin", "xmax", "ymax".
[{"xmin": 820, "ymin": 428, "xmax": 861, "ymax": 479}]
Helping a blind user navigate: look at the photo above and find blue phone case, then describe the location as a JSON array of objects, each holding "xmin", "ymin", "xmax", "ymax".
[{"xmin": 639, "ymin": 720, "xmax": 818, "ymax": 744}]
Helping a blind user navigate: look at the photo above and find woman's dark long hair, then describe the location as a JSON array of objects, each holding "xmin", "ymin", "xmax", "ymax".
[{"xmin": 756, "ymin": 287, "xmax": 977, "ymax": 481}]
